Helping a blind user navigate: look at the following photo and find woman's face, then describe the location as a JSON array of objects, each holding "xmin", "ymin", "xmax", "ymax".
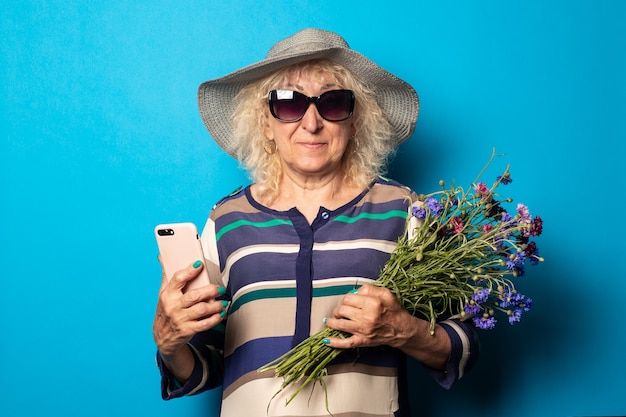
[{"xmin": 264, "ymin": 72, "xmax": 355, "ymax": 181}]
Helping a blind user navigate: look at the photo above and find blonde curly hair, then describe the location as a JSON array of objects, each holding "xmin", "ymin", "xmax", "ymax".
[{"xmin": 231, "ymin": 59, "xmax": 394, "ymax": 201}]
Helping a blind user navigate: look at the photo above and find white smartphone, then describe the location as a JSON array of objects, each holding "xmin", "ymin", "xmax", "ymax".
[{"xmin": 154, "ymin": 222, "xmax": 211, "ymax": 292}]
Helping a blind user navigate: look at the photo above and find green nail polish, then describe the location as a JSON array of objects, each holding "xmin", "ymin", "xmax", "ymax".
[
  {"xmin": 322, "ymin": 338, "xmax": 330, "ymax": 345},
  {"xmin": 220, "ymin": 310, "xmax": 227, "ymax": 318},
  {"xmin": 349, "ymin": 288, "xmax": 359, "ymax": 294},
  {"xmin": 322, "ymin": 317, "xmax": 327, "ymax": 325},
  {"xmin": 193, "ymin": 260, "xmax": 202, "ymax": 268},
  {"xmin": 218, "ymin": 287, "xmax": 226, "ymax": 295},
  {"xmin": 221, "ymin": 300, "xmax": 229, "ymax": 308}
]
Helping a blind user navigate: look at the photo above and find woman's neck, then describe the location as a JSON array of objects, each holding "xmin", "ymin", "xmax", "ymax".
[{"xmin": 253, "ymin": 170, "xmax": 361, "ymax": 224}]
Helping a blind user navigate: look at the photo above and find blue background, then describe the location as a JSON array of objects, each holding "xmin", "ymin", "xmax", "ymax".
[{"xmin": 2, "ymin": 1, "xmax": 625, "ymax": 416}]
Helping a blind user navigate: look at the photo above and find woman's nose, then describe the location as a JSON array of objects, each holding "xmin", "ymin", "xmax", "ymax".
[{"xmin": 300, "ymin": 103, "xmax": 323, "ymax": 132}]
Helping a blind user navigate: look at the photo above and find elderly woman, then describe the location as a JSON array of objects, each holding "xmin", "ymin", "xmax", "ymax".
[{"xmin": 153, "ymin": 28, "xmax": 479, "ymax": 417}]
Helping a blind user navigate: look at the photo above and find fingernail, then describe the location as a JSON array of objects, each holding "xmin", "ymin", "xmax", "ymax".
[
  {"xmin": 349, "ymin": 288, "xmax": 359, "ymax": 294},
  {"xmin": 193, "ymin": 260, "xmax": 202, "ymax": 268},
  {"xmin": 322, "ymin": 317, "xmax": 327, "ymax": 325},
  {"xmin": 217, "ymin": 287, "xmax": 226, "ymax": 295},
  {"xmin": 322, "ymin": 338, "xmax": 330, "ymax": 345},
  {"xmin": 220, "ymin": 310, "xmax": 227, "ymax": 318},
  {"xmin": 221, "ymin": 300, "xmax": 229, "ymax": 308}
]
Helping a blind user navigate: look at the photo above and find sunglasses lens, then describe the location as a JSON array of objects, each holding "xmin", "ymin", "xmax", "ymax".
[
  {"xmin": 270, "ymin": 90, "xmax": 308, "ymax": 122},
  {"xmin": 317, "ymin": 90, "xmax": 354, "ymax": 121}
]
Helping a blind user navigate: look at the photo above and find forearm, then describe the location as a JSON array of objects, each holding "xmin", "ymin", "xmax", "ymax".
[
  {"xmin": 392, "ymin": 315, "xmax": 451, "ymax": 370},
  {"xmin": 159, "ymin": 344, "xmax": 196, "ymax": 384}
]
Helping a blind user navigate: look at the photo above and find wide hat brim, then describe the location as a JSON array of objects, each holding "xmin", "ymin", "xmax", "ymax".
[{"xmin": 198, "ymin": 28, "xmax": 419, "ymax": 159}]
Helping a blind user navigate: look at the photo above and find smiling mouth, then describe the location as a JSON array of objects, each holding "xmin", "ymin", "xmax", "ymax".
[{"xmin": 300, "ymin": 142, "xmax": 327, "ymax": 149}]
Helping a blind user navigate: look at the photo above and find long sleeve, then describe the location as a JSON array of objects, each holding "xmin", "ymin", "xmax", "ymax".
[
  {"xmin": 425, "ymin": 317, "xmax": 480, "ymax": 388},
  {"xmin": 158, "ymin": 326, "xmax": 226, "ymax": 400}
]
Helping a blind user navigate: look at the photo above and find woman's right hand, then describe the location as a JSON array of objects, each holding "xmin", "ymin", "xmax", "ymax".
[{"xmin": 152, "ymin": 259, "xmax": 227, "ymax": 380}]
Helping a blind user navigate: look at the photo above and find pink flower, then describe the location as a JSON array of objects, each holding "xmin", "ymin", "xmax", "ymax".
[
  {"xmin": 451, "ymin": 216, "xmax": 464, "ymax": 234},
  {"xmin": 483, "ymin": 224, "xmax": 493, "ymax": 233},
  {"xmin": 517, "ymin": 203, "xmax": 531, "ymax": 223},
  {"xmin": 517, "ymin": 203, "xmax": 534, "ymax": 237},
  {"xmin": 474, "ymin": 182, "xmax": 490, "ymax": 197}
]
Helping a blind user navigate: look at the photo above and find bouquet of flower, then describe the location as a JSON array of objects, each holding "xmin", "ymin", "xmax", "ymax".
[{"xmin": 258, "ymin": 151, "xmax": 544, "ymax": 406}]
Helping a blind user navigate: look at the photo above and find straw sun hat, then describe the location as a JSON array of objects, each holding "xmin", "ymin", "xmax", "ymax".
[{"xmin": 198, "ymin": 28, "xmax": 419, "ymax": 159}]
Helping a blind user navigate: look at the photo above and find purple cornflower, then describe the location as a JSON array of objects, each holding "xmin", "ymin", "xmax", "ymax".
[
  {"xmin": 522, "ymin": 298, "xmax": 533, "ymax": 312},
  {"xmin": 412, "ymin": 205, "xmax": 427, "ymax": 219},
  {"xmin": 506, "ymin": 250, "xmax": 527, "ymax": 276},
  {"xmin": 473, "ymin": 315, "xmax": 497, "ymax": 330},
  {"xmin": 510, "ymin": 263, "xmax": 525, "ymax": 277},
  {"xmin": 508, "ymin": 309, "xmax": 523, "ymax": 324},
  {"xmin": 501, "ymin": 212, "xmax": 513, "ymax": 223},
  {"xmin": 464, "ymin": 300, "xmax": 481, "ymax": 315},
  {"xmin": 472, "ymin": 288, "xmax": 491, "ymax": 304},
  {"xmin": 425, "ymin": 197, "xmax": 444, "ymax": 216},
  {"xmin": 500, "ymin": 289, "xmax": 525, "ymax": 308}
]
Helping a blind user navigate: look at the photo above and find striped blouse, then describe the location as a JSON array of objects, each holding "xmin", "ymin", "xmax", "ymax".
[{"xmin": 158, "ymin": 177, "xmax": 479, "ymax": 417}]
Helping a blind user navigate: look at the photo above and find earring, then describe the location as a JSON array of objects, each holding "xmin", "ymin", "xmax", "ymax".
[
  {"xmin": 264, "ymin": 140, "xmax": 276, "ymax": 155},
  {"xmin": 351, "ymin": 134, "xmax": 359, "ymax": 151}
]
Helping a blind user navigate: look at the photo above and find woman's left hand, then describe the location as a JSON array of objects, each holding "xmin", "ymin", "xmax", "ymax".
[
  {"xmin": 324, "ymin": 283, "xmax": 451, "ymax": 370},
  {"xmin": 324, "ymin": 284, "xmax": 416, "ymax": 350}
]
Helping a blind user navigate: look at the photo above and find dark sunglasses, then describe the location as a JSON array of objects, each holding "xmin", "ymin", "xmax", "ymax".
[{"xmin": 268, "ymin": 89, "xmax": 355, "ymax": 122}]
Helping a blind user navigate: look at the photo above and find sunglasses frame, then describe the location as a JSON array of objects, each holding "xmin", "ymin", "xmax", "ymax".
[{"xmin": 268, "ymin": 89, "xmax": 355, "ymax": 122}]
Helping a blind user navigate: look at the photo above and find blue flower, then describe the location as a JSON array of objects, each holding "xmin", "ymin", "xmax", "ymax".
[
  {"xmin": 500, "ymin": 290, "xmax": 530, "ymax": 313},
  {"xmin": 529, "ymin": 256, "xmax": 539, "ymax": 266},
  {"xmin": 464, "ymin": 301, "xmax": 481, "ymax": 315},
  {"xmin": 510, "ymin": 289, "xmax": 525, "ymax": 303},
  {"xmin": 508, "ymin": 309, "xmax": 523, "ymax": 324},
  {"xmin": 425, "ymin": 197, "xmax": 444, "ymax": 216},
  {"xmin": 412, "ymin": 206, "xmax": 427, "ymax": 219},
  {"xmin": 497, "ymin": 174, "xmax": 513, "ymax": 185},
  {"xmin": 506, "ymin": 250, "xmax": 527, "ymax": 276},
  {"xmin": 501, "ymin": 212, "xmax": 513, "ymax": 222},
  {"xmin": 471, "ymin": 288, "xmax": 491, "ymax": 304},
  {"xmin": 473, "ymin": 315, "xmax": 497, "ymax": 330}
]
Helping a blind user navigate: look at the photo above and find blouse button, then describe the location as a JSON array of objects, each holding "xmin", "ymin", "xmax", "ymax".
[{"xmin": 321, "ymin": 211, "xmax": 329, "ymax": 220}]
